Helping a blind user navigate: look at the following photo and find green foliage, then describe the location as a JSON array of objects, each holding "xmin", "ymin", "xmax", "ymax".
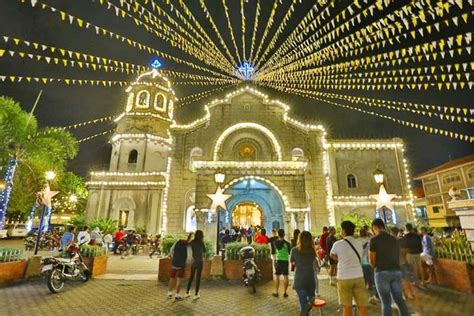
[
  {"xmin": 0, "ymin": 96, "xmax": 81, "ymax": 219},
  {"xmin": 53, "ymin": 172, "xmax": 88, "ymax": 214},
  {"xmin": 136, "ymin": 226, "xmax": 146, "ymax": 234},
  {"xmin": 340, "ymin": 213, "xmax": 373, "ymax": 231},
  {"xmin": 160, "ymin": 234, "xmax": 215, "ymax": 259},
  {"xmin": 224, "ymin": 242, "xmax": 271, "ymax": 260},
  {"xmin": 71, "ymin": 213, "xmax": 86, "ymax": 229},
  {"xmin": 0, "ymin": 248, "xmax": 24, "ymax": 263},
  {"xmin": 89, "ymin": 218, "xmax": 118, "ymax": 235},
  {"xmin": 434, "ymin": 230, "xmax": 474, "ymax": 266},
  {"xmin": 80, "ymin": 244, "xmax": 107, "ymax": 257}
]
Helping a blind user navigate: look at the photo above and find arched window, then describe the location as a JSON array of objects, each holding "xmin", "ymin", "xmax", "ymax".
[
  {"xmin": 154, "ymin": 93, "xmax": 166, "ymax": 112},
  {"xmin": 291, "ymin": 148, "xmax": 305, "ymax": 161},
  {"xmin": 128, "ymin": 150, "xmax": 138, "ymax": 164},
  {"xmin": 189, "ymin": 147, "xmax": 203, "ymax": 171},
  {"xmin": 185, "ymin": 206, "xmax": 197, "ymax": 232},
  {"xmin": 347, "ymin": 174, "xmax": 357, "ymax": 188},
  {"xmin": 135, "ymin": 90, "xmax": 150, "ymax": 108}
]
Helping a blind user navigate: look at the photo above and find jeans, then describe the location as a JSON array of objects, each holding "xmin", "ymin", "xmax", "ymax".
[
  {"xmin": 186, "ymin": 261, "xmax": 203, "ymax": 295},
  {"xmin": 295, "ymin": 289, "xmax": 314, "ymax": 315},
  {"xmin": 374, "ymin": 270, "xmax": 410, "ymax": 316}
]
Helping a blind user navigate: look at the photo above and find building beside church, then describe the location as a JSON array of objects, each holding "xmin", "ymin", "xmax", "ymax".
[{"xmin": 85, "ymin": 70, "xmax": 414, "ymax": 245}]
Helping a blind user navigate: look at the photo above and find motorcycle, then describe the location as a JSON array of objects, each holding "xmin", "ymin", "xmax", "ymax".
[
  {"xmin": 239, "ymin": 246, "xmax": 260, "ymax": 293},
  {"xmin": 41, "ymin": 244, "xmax": 90, "ymax": 293},
  {"xmin": 24, "ymin": 235, "xmax": 35, "ymax": 251}
]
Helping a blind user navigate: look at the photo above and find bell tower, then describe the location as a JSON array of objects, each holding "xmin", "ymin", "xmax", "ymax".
[{"xmin": 109, "ymin": 69, "xmax": 175, "ymax": 173}]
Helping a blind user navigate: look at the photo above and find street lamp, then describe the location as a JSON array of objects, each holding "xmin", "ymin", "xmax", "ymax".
[
  {"xmin": 45, "ymin": 171, "xmax": 56, "ymax": 181},
  {"xmin": 214, "ymin": 172, "xmax": 225, "ymax": 185},
  {"xmin": 373, "ymin": 168, "xmax": 384, "ymax": 185},
  {"xmin": 33, "ymin": 171, "xmax": 59, "ymax": 255}
]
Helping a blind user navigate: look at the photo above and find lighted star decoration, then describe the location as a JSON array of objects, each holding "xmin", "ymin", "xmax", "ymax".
[
  {"xmin": 207, "ymin": 185, "xmax": 232, "ymax": 211},
  {"xmin": 38, "ymin": 183, "xmax": 60, "ymax": 209},
  {"xmin": 370, "ymin": 184, "xmax": 396, "ymax": 211}
]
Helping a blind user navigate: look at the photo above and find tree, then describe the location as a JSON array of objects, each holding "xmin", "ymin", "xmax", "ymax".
[{"xmin": 0, "ymin": 96, "xmax": 80, "ymax": 221}]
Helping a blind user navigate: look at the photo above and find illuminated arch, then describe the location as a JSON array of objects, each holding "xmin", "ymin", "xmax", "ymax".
[
  {"xmin": 213, "ymin": 123, "xmax": 282, "ymax": 161},
  {"xmin": 136, "ymin": 90, "xmax": 150, "ymax": 108},
  {"xmin": 223, "ymin": 175, "xmax": 289, "ymax": 211},
  {"xmin": 154, "ymin": 93, "xmax": 167, "ymax": 112}
]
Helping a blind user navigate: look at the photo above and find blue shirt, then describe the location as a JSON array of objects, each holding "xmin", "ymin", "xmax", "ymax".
[{"xmin": 61, "ymin": 232, "xmax": 74, "ymax": 248}]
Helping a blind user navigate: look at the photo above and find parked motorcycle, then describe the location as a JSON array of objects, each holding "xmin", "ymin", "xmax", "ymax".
[
  {"xmin": 41, "ymin": 244, "xmax": 90, "ymax": 293},
  {"xmin": 239, "ymin": 246, "xmax": 260, "ymax": 293}
]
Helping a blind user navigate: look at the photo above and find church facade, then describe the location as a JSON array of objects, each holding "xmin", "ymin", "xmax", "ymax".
[{"xmin": 85, "ymin": 70, "xmax": 414, "ymax": 242}]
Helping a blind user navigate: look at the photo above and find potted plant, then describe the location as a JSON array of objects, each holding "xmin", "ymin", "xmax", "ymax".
[
  {"xmin": 0, "ymin": 248, "xmax": 27, "ymax": 283},
  {"xmin": 223, "ymin": 242, "xmax": 272, "ymax": 280},
  {"xmin": 158, "ymin": 234, "xmax": 214, "ymax": 282},
  {"xmin": 80, "ymin": 244, "xmax": 108, "ymax": 277}
]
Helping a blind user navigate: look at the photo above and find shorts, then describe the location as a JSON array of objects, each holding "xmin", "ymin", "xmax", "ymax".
[
  {"xmin": 274, "ymin": 260, "xmax": 289, "ymax": 276},
  {"xmin": 170, "ymin": 267, "xmax": 185, "ymax": 278},
  {"xmin": 421, "ymin": 253, "xmax": 433, "ymax": 266},
  {"xmin": 337, "ymin": 277, "xmax": 368, "ymax": 307}
]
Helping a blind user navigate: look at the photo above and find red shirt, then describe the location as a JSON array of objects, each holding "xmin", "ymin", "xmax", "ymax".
[
  {"xmin": 255, "ymin": 235, "xmax": 270, "ymax": 244},
  {"xmin": 114, "ymin": 230, "xmax": 125, "ymax": 242},
  {"xmin": 320, "ymin": 232, "xmax": 329, "ymax": 252}
]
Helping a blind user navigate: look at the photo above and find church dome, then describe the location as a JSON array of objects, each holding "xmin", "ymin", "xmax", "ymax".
[{"xmin": 123, "ymin": 69, "xmax": 176, "ymax": 120}]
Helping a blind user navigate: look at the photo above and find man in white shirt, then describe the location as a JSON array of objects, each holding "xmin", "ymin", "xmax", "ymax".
[
  {"xmin": 330, "ymin": 221, "xmax": 368, "ymax": 316},
  {"xmin": 77, "ymin": 226, "xmax": 91, "ymax": 246}
]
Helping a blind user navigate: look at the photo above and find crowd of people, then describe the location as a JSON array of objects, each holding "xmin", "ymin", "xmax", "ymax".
[{"xmin": 171, "ymin": 221, "xmax": 433, "ymax": 316}]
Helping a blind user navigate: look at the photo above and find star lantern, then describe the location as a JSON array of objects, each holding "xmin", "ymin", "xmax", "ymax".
[
  {"xmin": 207, "ymin": 186, "xmax": 232, "ymax": 212},
  {"xmin": 38, "ymin": 183, "xmax": 60, "ymax": 209},
  {"xmin": 370, "ymin": 184, "xmax": 396, "ymax": 212}
]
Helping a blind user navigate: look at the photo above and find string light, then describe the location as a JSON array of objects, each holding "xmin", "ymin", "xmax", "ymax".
[{"xmin": 0, "ymin": 159, "xmax": 18, "ymax": 230}]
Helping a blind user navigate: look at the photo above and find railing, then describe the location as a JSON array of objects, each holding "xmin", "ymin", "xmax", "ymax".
[{"xmin": 0, "ymin": 248, "xmax": 24, "ymax": 263}]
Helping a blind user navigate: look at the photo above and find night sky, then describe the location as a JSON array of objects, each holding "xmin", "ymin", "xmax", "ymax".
[{"xmin": 0, "ymin": 1, "xmax": 472, "ymax": 178}]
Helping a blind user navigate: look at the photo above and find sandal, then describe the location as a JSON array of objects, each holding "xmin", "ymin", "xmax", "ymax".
[
  {"xmin": 272, "ymin": 293, "xmax": 279, "ymax": 297},
  {"xmin": 283, "ymin": 293, "xmax": 289, "ymax": 298}
]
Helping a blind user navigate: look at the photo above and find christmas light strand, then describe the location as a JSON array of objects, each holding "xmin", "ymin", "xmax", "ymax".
[
  {"xmin": 253, "ymin": 0, "xmax": 279, "ymax": 66},
  {"xmin": 248, "ymin": 0, "xmax": 261, "ymax": 64},
  {"xmin": 263, "ymin": 84, "xmax": 473, "ymax": 143},
  {"xmin": 95, "ymin": 0, "xmax": 234, "ymax": 77},
  {"xmin": 23, "ymin": 0, "xmax": 232, "ymax": 80},
  {"xmin": 199, "ymin": 0, "xmax": 238, "ymax": 65},
  {"xmin": 63, "ymin": 116, "xmax": 114, "ymax": 129},
  {"xmin": 261, "ymin": 2, "xmax": 467, "ymax": 77},
  {"xmin": 78, "ymin": 129, "xmax": 115, "ymax": 143},
  {"xmin": 221, "ymin": 0, "xmax": 242, "ymax": 63}
]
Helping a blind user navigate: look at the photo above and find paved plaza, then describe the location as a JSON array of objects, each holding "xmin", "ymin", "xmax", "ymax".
[{"xmin": 1, "ymin": 265, "xmax": 473, "ymax": 316}]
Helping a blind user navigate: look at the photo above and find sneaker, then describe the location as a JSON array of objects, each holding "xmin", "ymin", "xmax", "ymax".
[
  {"xmin": 174, "ymin": 294, "xmax": 182, "ymax": 302},
  {"xmin": 185, "ymin": 292, "xmax": 191, "ymax": 298},
  {"xmin": 167, "ymin": 291, "xmax": 173, "ymax": 299},
  {"xmin": 368, "ymin": 295, "xmax": 378, "ymax": 305},
  {"xmin": 193, "ymin": 294, "xmax": 200, "ymax": 300}
]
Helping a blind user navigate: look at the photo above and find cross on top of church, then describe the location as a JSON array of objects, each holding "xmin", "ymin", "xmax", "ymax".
[
  {"xmin": 150, "ymin": 59, "xmax": 162, "ymax": 69},
  {"xmin": 238, "ymin": 61, "xmax": 255, "ymax": 80}
]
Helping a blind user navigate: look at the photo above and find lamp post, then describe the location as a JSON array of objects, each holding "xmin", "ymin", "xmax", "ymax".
[
  {"xmin": 371, "ymin": 169, "xmax": 396, "ymax": 224},
  {"xmin": 207, "ymin": 172, "xmax": 231, "ymax": 253},
  {"xmin": 34, "ymin": 171, "xmax": 58, "ymax": 255}
]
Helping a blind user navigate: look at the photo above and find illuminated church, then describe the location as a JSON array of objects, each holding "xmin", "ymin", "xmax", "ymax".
[{"xmin": 85, "ymin": 69, "xmax": 414, "ymax": 242}]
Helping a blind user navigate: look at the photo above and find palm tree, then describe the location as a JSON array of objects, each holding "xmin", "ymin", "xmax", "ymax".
[{"xmin": 0, "ymin": 96, "xmax": 78, "ymax": 227}]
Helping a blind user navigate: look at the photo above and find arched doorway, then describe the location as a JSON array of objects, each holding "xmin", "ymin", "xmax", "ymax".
[
  {"xmin": 232, "ymin": 202, "xmax": 264, "ymax": 228},
  {"xmin": 220, "ymin": 178, "xmax": 285, "ymax": 233}
]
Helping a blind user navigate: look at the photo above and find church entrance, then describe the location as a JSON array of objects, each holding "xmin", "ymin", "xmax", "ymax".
[
  {"xmin": 220, "ymin": 177, "xmax": 284, "ymax": 233},
  {"xmin": 232, "ymin": 202, "xmax": 264, "ymax": 228}
]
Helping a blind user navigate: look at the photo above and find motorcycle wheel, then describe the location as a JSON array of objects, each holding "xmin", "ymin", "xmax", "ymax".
[
  {"xmin": 79, "ymin": 267, "xmax": 90, "ymax": 283},
  {"xmin": 47, "ymin": 269, "xmax": 65, "ymax": 294}
]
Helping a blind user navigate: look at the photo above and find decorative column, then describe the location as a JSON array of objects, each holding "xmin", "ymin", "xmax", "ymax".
[
  {"xmin": 295, "ymin": 212, "xmax": 306, "ymax": 231},
  {"xmin": 284, "ymin": 212, "xmax": 292, "ymax": 235}
]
